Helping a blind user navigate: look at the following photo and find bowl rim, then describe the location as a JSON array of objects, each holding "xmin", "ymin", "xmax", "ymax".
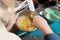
[{"xmin": 16, "ymin": 10, "xmax": 37, "ymax": 32}]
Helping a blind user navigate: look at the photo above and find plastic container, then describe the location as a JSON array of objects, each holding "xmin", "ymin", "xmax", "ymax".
[{"xmin": 44, "ymin": 8, "xmax": 60, "ymax": 22}]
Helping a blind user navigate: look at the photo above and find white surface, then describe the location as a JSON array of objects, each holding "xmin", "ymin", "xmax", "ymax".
[
  {"xmin": 26, "ymin": 0, "xmax": 35, "ymax": 11},
  {"xmin": 13, "ymin": 0, "xmax": 35, "ymax": 13},
  {"xmin": 0, "ymin": 21, "xmax": 21, "ymax": 40},
  {"xmin": 0, "ymin": 32, "xmax": 21, "ymax": 40},
  {"xmin": 13, "ymin": 1, "xmax": 27, "ymax": 12}
]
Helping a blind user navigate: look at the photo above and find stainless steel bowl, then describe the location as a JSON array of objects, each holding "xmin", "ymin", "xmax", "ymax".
[{"xmin": 16, "ymin": 10, "xmax": 37, "ymax": 32}]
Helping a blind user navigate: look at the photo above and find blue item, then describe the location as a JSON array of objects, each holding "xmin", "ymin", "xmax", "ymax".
[{"xmin": 44, "ymin": 33, "xmax": 60, "ymax": 40}]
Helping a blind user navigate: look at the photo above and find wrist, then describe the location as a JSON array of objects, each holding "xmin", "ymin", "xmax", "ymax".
[
  {"xmin": 6, "ymin": 22, "xmax": 14, "ymax": 31},
  {"xmin": 38, "ymin": 25, "xmax": 54, "ymax": 35}
]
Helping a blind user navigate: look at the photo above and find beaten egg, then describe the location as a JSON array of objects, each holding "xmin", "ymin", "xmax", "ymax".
[{"xmin": 16, "ymin": 15, "xmax": 35, "ymax": 31}]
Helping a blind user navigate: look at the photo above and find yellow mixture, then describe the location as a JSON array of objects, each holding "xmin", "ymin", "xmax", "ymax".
[{"xmin": 16, "ymin": 15, "xmax": 34, "ymax": 31}]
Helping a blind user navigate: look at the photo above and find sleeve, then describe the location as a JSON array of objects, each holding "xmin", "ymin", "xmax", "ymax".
[{"xmin": 44, "ymin": 33, "xmax": 60, "ymax": 40}]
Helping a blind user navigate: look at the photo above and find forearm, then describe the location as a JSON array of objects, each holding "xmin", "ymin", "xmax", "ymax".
[
  {"xmin": 33, "ymin": 16, "xmax": 54, "ymax": 35},
  {"xmin": 6, "ymin": 22, "xmax": 14, "ymax": 31},
  {"xmin": 38, "ymin": 24, "xmax": 53, "ymax": 36},
  {"xmin": 33, "ymin": 16, "xmax": 60, "ymax": 40},
  {"xmin": 6, "ymin": 15, "xmax": 17, "ymax": 31},
  {"xmin": 38, "ymin": 24, "xmax": 60, "ymax": 40}
]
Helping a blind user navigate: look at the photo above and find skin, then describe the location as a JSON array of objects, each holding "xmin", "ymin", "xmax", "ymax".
[
  {"xmin": 33, "ymin": 16, "xmax": 54, "ymax": 35},
  {"xmin": 6, "ymin": 14, "xmax": 18, "ymax": 31},
  {"xmin": 1, "ymin": 0, "xmax": 15, "ymax": 9}
]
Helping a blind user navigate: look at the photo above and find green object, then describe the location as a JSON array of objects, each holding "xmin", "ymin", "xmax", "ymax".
[{"xmin": 44, "ymin": 8, "xmax": 60, "ymax": 22}]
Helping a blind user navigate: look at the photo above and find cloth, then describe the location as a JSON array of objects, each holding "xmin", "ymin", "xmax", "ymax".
[
  {"xmin": 0, "ymin": 21, "xmax": 21, "ymax": 40},
  {"xmin": 44, "ymin": 33, "xmax": 60, "ymax": 40}
]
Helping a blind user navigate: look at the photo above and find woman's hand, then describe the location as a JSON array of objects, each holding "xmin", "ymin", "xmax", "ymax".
[
  {"xmin": 6, "ymin": 14, "xmax": 18, "ymax": 31},
  {"xmin": 33, "ymin": 16, "xmax": 48, "ymax": 28},
  {"xmin": 33, "ymin": 16, "xmax": 53, "ymax": 35}
]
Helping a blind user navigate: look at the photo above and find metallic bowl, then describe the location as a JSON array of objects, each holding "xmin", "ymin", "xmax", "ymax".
[{"xmin": 16, "ymin": 10, "xmax": 37, "ymax": 32}]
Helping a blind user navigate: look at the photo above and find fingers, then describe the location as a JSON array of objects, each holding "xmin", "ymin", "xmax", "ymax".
[
  {"xmin": 33, "ymin": 16, "xmax": 42, "ymax": 27},
  {"xmin": 33, "ymin": 16, "xmax": 48, "ymax": 28},
  {"xmin": 33, "ymin": 16, "xmax": 44, "ymax": 23},
  {"xmin": 33, "ymin": 16, "xmax": 44, "ymax": 20}
]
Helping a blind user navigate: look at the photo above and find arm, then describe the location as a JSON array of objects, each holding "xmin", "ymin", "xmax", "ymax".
[
  {"xmin": 6, "ymin": 14, "xmax": 18, "ymax": 31},
  {"xmin": 33, "ymin": 16, "xmax": 60, "ymax": 40}
]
